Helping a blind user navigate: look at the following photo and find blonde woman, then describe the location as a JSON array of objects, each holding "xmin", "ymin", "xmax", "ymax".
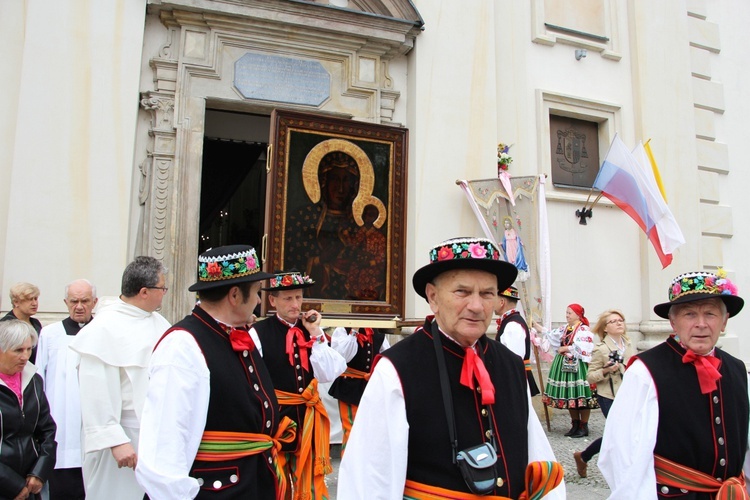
[{"xmin": 573, "ymin": 309, "xmax": 635, "ymax": 478}]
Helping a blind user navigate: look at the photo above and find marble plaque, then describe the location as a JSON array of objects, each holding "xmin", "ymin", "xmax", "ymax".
[{"xmin": 234, "ymin": 53, "xmax": 331, "ymax": 106}]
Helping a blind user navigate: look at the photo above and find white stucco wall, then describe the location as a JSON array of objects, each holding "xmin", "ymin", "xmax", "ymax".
[
  {"xmin": 406, "ymin": 0, "xmax": 747, "ymax": 352},
  {"xmin": 2, "ymin": 0, "xmax": 746, "ymax": 358},
  {"xmin": 1, "ymin": 1, "xmax": 148, "ymax": 314}
]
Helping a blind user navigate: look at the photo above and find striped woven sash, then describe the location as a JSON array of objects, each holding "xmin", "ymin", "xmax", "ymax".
[
  {"xmin": 402, "ymin": 461, "xmax": 563, "ymax": 500},
  {"xmin": 195, "ymin": 416, "xmax": 296, "ymax": 499},
  {"xmin": 654, "ymin": 454, "xmax": 749, "ymax": 499},
  {"xmin": 523, "ymin": 359, "xmax": 532, "ymax": 372},
  {"xmin": 275, "ymin": 379, "xmax": 332, "ymax": 499},
  {"xmin": 341, "ymin": 366, "xmax": 370, "ymax": 380}
]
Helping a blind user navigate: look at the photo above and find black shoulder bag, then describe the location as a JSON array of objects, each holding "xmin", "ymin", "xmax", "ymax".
[{"xmin": 431, "ymin": 320, "xmax": 499, "ymax": 495}]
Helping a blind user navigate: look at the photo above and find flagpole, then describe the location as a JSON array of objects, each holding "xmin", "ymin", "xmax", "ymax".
[{"xmin": 521, "ymin": 281, "xmax": 551, "ymax": 431}]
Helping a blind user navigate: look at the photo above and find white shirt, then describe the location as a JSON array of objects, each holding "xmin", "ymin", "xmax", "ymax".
[
  {"xmin": 36, "ymin": 320, "xmax": 85, "ymax": 468},
  {"xmin": 599, "ymin": 359, "xmax": 750, "ymax": 499},
  {"xmin": 249, "ymin": 318, "xmax": 346, "ymax": 383},
  {"xmin": 136, "ymin": 330, "xmax": 209, "ymax": 499},
  {"xmin": 497, "ymin": 312, "xmax": 526, "ymax": 359},
  {"xmin": 338, "ymin": 357, "xmax": 566, "ymax": 499},
  {"xmin": 330, "ymin": 326, "xmax": 390, "ymax": 362}
]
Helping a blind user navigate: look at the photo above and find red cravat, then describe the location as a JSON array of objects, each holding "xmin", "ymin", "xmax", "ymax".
[
  {"xmin": 356, "ymin": 328, "xmax": 374, "ymax": 347},
  {"xmin": 229, "ymin": 328, "xmax": 255, "ymax": 352},
  {"xmin": 460, "ymin": 347, "xmax": 495, "ymax": 405},
  {"xmin": 286, "ymin": 327, "xmax": 315, "ymax": 371},
  {"xmin": 682, "ymin": 350, "xmax": 722, "ymax": 394},
  {"xmin": 217, "ymin": 321, "xmax": 255, "ymax": 353}
]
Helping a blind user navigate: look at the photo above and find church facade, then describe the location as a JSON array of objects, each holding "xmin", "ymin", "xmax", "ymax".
[{"xmin": 2, "ymin": 1, "xmax": 748, "ymax": 358}]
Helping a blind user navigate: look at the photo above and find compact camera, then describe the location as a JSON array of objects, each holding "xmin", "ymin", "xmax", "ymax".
[{"xmin": 607, "ymin": 350, "xmax": 624, "ymax": 366}]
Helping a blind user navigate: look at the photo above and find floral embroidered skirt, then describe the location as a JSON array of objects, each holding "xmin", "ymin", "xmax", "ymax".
[{"xmin": 542, "ymin": 354, "xmax": 599, "ymax": 409}]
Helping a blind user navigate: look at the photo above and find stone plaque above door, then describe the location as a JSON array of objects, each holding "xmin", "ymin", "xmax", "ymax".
[{"xmin": 234, "ymin": 53, "xmax": 331, "ymax": 106}]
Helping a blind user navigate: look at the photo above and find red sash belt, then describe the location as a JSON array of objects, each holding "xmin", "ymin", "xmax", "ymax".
[{"xmin": 654, "ymin": 454, "xmax": 749, "ymax": 499}]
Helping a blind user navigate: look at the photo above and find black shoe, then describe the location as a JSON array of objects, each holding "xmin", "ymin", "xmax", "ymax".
[
  {"xmin": 564, "ymin": 420, "xmax": 580, "ymax": 437},
  {"xmin": 571, "ymin": 422, "xmax": 589, "ymax": 438}
]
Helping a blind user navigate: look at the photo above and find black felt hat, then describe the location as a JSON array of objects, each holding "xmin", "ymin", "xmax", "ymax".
[
  {"xmin": 188, "ymin": 245, "xmax": 274, "ymax": 292},
  {"xmin": 260, "ymin": 270, "xmax": 315, "ymax": 292},
  {"xmin": 653, "ymin": 270, "xmax": 744, "ymax": 319},
  {"xmin": 412, "ymin": 237, "xmax": 518, "ymax": 299}
]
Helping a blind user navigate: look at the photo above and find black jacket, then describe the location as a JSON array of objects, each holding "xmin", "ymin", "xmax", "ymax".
[{"xmin": 0, "ymin": 364, "xmax": 57, "ymax": 500}]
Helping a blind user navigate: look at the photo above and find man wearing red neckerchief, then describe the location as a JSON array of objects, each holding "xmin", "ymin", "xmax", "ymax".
[
  {"xmin": 249, "ymin": 270, "xmax": 346, "ymax": 500},
  {"xmin": 338, "ymin": 237, "xmax": 564, "ymax": 499},
  {"xmin": 136, "ymin": 245, "xmax": 291, "ymax": 499},
  {"xmin": 600, "ymin": 270, "xmax": 748, "ymax": 499}
]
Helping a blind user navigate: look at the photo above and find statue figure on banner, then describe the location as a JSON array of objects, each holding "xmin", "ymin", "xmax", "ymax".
[{"xmin": 501, "ymin": 216, "xmax": 529, "ymax": 281}]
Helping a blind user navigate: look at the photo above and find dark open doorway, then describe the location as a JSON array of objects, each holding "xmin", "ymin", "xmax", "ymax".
[{"xmin": 199, "ymin": 111, "xmax": 270, "ymax": 254}]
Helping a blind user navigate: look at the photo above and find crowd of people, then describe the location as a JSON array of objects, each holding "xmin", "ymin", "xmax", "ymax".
[{"xmin": 0, "ymin": 237, "xmax": 746, "ymax": 499}]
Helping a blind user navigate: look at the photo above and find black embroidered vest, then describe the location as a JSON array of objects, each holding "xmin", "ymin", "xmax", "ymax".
[
  {"xmin": 383, "ymin": 319, "xmax": 529, "ymax": 498},
  {"xmin": 637, "ymin": 337, "xmax": 749, "ymax": 499}
]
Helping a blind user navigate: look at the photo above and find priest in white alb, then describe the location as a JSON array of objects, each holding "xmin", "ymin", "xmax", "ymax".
[
  {"xmin": 69, "ymin": 257, "xmax": 171, "ymax": 499},
  {"xmin": 36, "ymin": 279, "xmax": 98, "ymax": 498}
]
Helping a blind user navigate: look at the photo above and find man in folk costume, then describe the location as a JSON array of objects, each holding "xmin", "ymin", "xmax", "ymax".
[
  {"xmin": 249, "ymin": 270, "xmax": 346, "ymax": 499},
  {"xmin": 328, "ymin": 326, "xmax": 390, "ymax": 453},
  {"xmin": 495, "ymin": 286, "xmax": 540, "ymax": 397},
  {"xmin": 69, "ymin": 257, "xmax": 171, "ymax": 499},
  {"xmin": 338, "ymin": 237, "xmax": 564, "ymax": 499},
  {"xmin": 136, "ymin": 245, "xmax": 295, "ymax": 499},
  {"xmin": 36, "ymin": 279, "xmax": 97, "ymax": 499},
  {"xmin": 600, "ymin": 270, "xmax": 749, "ymax": 499}
]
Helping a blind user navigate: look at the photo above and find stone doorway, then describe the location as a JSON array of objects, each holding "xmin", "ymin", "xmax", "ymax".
[{"xmin": 200, "ymin": 110, "xmax": 270, "ymax": 254}]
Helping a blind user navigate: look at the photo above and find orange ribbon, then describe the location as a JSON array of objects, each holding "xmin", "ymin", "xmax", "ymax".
[
  {"xmin": 655, "ymin": 454, "xmax": 748, "ymax": 499},
  {"xmin": 275, "ymin": 379, "xmax": 331, "ymax": 500}
]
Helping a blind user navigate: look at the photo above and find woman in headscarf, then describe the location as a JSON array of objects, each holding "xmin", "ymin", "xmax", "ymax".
[{"xmin": 538, "ymin": 303, "xmax": 597, "ymax": 438}]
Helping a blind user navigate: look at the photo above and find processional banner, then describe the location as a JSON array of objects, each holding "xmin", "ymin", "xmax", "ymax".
[{"xmin": 458, "ymin": 175, "xmax": 551, "ymax": 329}]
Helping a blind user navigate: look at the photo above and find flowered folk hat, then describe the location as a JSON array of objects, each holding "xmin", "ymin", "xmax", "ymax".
[
  {"xmin": 261, "ymin": 270, "xmax": 315, "ymax": 292},
  {"xmin": 189, "ymin": 245, "xmax": 274, "ymax": 292},
  {"xmin": 653, "ymin": 269, "xmax": 744, "ymax": 319},
  {"xmin": 500, "ymin": 286, "xmax": 520, "ymax": 300},
  {"xmin": 412, "ymin": 237, "xmax": 518, "ymax": 299}
]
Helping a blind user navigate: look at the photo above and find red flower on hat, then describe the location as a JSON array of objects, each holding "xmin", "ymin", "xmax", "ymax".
[
  {"xmin": 437, "ymin": 246, "xmax": 453, "ymax": 261},
  {"xmin": 207, "ymin": 262, "xmax": 222, "ymax": 277},
  {"xmin": 468, "ymin": 243, "xmax": 487, "ymax": 259},
  {"xmin": 281, "ymin": 275, "xmax": 294, "ymax": 286}
]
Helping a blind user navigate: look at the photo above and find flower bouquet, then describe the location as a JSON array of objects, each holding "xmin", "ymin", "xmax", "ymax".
[{"xmin": 497, "ymin": 143, "xmax": 513, "ymax": 176}]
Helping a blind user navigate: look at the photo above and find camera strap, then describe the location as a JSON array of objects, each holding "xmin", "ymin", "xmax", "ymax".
[
  {"xmin": 432, "ymin": 319, "xmax": 460, "ymax": 463},
  {"xmin": 431, "ymin": 320, "xmax": 497, "ymax": 461}
]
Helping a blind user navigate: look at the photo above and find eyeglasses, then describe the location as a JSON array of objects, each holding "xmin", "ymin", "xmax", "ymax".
[
  {"xmin": 606, "ymin": 318, "xmax": 625, "ymax": 325},
  {"xmin": 146, "ymin": 286, "xmax": 169, "ymax": 293}
]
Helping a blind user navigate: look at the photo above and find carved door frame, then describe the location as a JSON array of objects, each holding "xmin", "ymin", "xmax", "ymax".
[{"xmin": 135, "ymin": 2, "xmax": 420, "ymax": 322}]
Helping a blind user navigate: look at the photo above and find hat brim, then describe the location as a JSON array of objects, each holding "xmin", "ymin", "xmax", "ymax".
[
  {"xmin": 653, "ymin": 292, "xmax": 745, "ymax": 319},
  {"xmin": 189, "ymin": 271, "xmax": 275, "ymax": 292},
  {"xmin": 260, "ymin": 282, "xmax": 315, "ymax": 292},
  {"xmin": 412, "ymin": 259, "xmax": 518, "ymax": 300}
]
